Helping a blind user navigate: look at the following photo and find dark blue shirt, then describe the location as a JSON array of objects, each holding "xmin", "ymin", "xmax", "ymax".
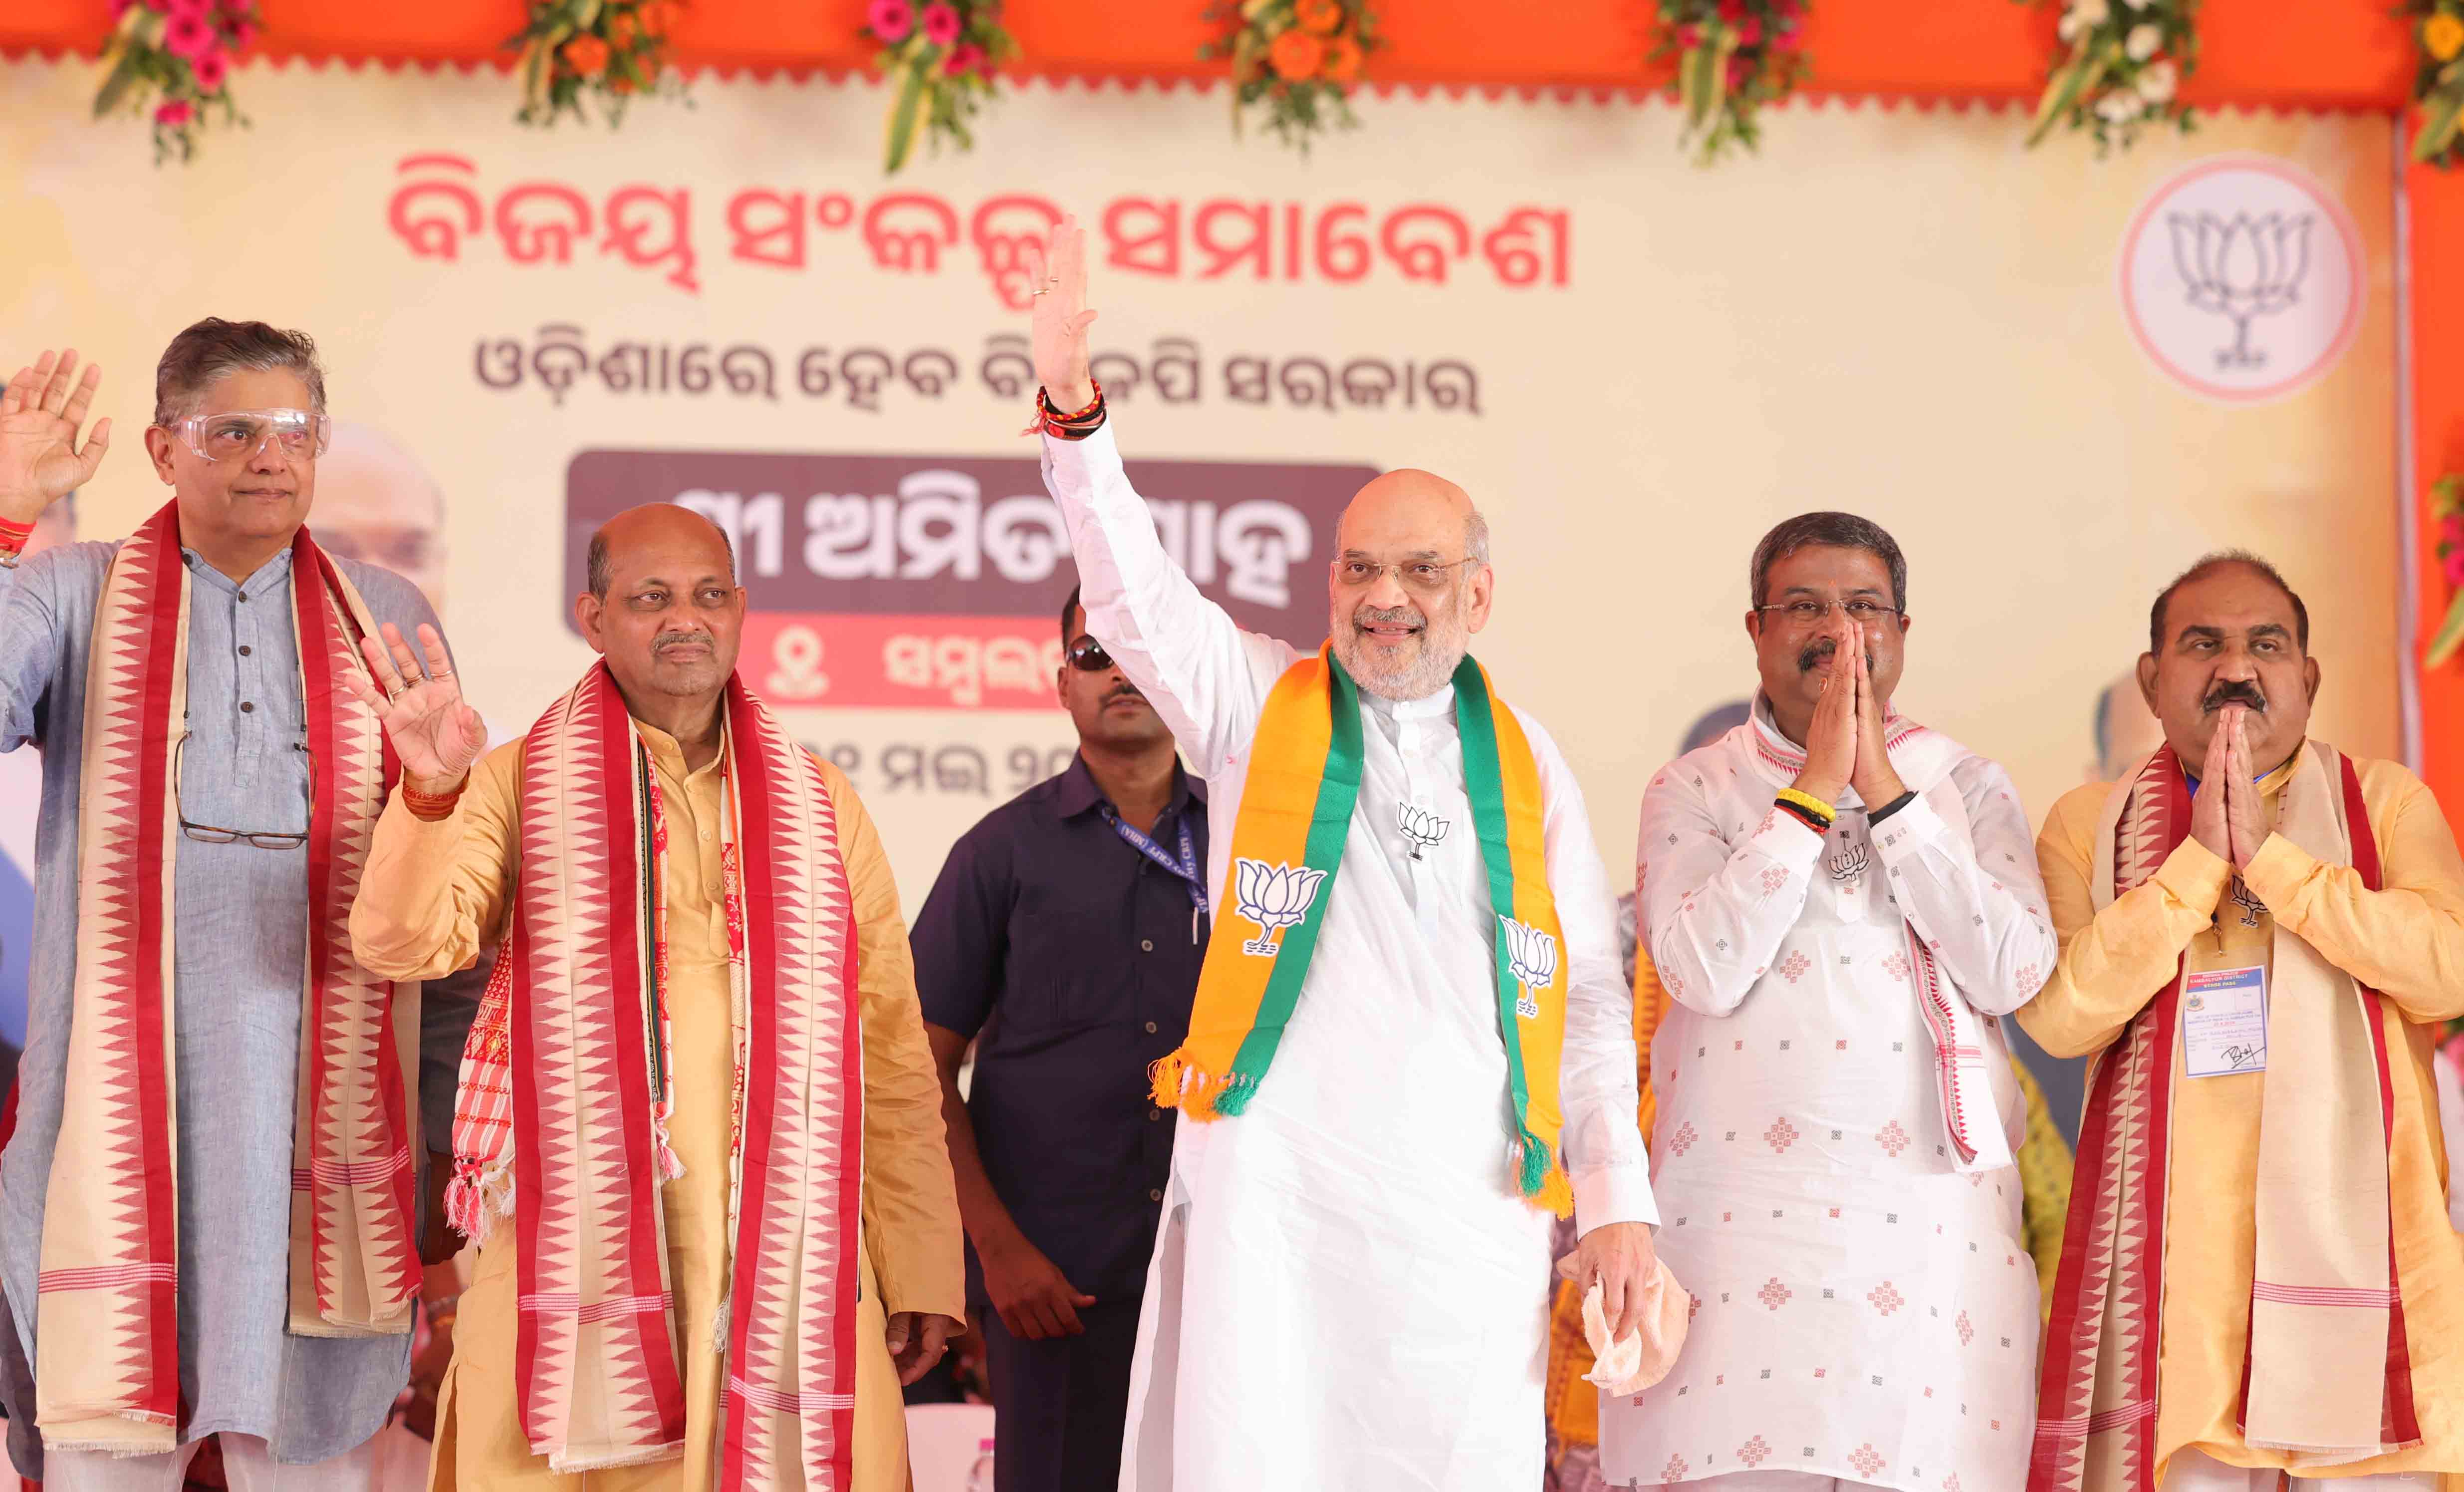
[{"xmin": 912, "ymin": 755, "xmax": 1210, "ymax": 1304}]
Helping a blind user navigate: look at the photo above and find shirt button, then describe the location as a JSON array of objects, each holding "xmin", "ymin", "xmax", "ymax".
[
  {"xmin": 701, "ymin": 829, "xmax": 712, "ymax": 842},
  {"xmin": 238, "ymin": 644, "xmax": 251, "ymax": 656},
  {"xmin": 1144, "ymin": 1021, "xmax": 1158, "ymax": 1035},
  {"xmin": 240, "ymin": 701, "xmax": 254, "ymax": 713},
  {"xmin": 1148, "ymin": 1109, "xmax": 1164, "ymax": 1122},
  {"xmin": 1140, "ymin": 939, "xmax": 1154, "ymax": 952},
  {"xmin": 1149, "ymin": 1188, "xmax": 1165, "ymax": 1202}
]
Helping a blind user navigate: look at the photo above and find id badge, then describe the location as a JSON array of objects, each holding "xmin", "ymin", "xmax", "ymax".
[{"xmin": 2182, "ymin": 965, "xmax": 2267, "ymax": 1077}]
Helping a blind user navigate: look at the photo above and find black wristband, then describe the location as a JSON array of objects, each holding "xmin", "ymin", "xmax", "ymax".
[{"xmin": 1867, "ymin": 790, "xmax": 1918, "ymax": 824}]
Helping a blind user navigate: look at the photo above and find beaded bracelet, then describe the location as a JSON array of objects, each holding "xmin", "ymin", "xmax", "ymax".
[
  {"xmin": 1774, "ymin": 787, "xmax": 1836, "ymax": 829},
  {"xmin": 402, "ymin": 777, "xmax": 467, "ymax": 822},
  {"xmin": 1033, "ymin": 380, "xmax": 1107, "ymax": 440}
]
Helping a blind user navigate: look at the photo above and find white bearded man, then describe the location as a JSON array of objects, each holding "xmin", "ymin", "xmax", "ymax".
[
  {"xmin": 1604, "ymin": 513, "xmax": 2054, "ymax": 1492},
  {"xmin": 1023, "ymin": 218, "xmax": 1659, "ymax": 1491},
  {"xmin": 2020, "ymin": 553, "xmax": 2464, "ymax": 1492}
]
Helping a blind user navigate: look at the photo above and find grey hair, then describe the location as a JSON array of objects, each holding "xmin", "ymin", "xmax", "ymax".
[
  {"xmin": 1464, "ymin": 508, "xmax": 1491, "ymax": 566},
  {"xmin": 586, "ymin": 514, "xmax": 737, "ymax": 599},
  {"xmin": 152, "ymin": 318, "xmax": 328, "ymax": 426},
  {"xmin": 1747, "ymin": 511, "xmax": 1907, "ymax": 611}
]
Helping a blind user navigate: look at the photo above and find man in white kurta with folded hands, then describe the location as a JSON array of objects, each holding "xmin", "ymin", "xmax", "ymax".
[
  {"xmin": 1603, "ymin": 512, "xmax": 2053, "ymax": 1492},
  {"xmin": 1022, "ymin": 218, "xmax": 1659, "ymax": 1491}
]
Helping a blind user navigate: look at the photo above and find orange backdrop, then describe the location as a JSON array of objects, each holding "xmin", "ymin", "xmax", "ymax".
[{"xmin": 7, "ymin": 0, "xmax": 2464, "ymax": 833}]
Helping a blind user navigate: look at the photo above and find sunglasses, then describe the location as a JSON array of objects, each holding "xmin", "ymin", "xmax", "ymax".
[{"xmin": 1065, "ymin": 636, "xmax": 1117, "ymax": 673}]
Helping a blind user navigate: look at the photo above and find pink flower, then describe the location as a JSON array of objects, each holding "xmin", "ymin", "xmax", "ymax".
[
  {"xmin": 1737, "ymin": 16, "xmax": 1763, "ymax": 44},
  {"xmin": 921, "ymin": 2, "xmax": 962, "ymax": 45},
  {"xmin": 1677, "ymin": 23, "xmax": 1701, "ymax": 48},
  {"xmin": 867, "ymin": 0, "xmax": 914, "ymax": 42},
  {"xmin": 225, "ymin": 16, "xmax": 259, "ymax": 49},
  {"xmin": 1726, "ymin": 53, "xmax": 1751, "ymax": 89},
  {"xmin": 2443, "ymin": 513, "xmax": 2464, "ymax": 543},
  {"xmin": 191, "ymin": 47, "xmax": 228, "ymax": 91},
  {"xmin": 1717, "ymin": 0, "xmax": 1745, "ymax": 21},
  {"xmin": 155, "ymin": 98, "xmax": 193, "ymax": 125},
  {"xmin": 162, "ymin": 10, "xmax": 215, "ymax": 59},
  {"xmin": 164, "ymin": 0, "xmax": 211, "ymax": 18},
  {"xmin": 943, "ymin": 40, "xmax": 985, "ymax": 74},
  {"xmin": 2445, "ymin": 545, "xmax": 2464, "ymax": 588}
]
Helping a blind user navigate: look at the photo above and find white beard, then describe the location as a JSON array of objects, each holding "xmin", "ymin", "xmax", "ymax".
[{"xmin": 1334, "ymin": 599, "xmax": 1472, "ymax": 702}]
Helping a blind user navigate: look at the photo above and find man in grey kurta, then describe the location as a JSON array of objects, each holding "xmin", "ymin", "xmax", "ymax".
[{"xmin": 0, "ymin": 331, "xmax": 474, "ymax": 1487}]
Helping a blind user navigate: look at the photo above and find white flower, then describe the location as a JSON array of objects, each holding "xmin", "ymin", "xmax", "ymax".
[
  {"xmin": 2123, "ymin": 0, "xmax": 2154, "ymax": 9},
  {"xmin": 2126, "ymin": 22, "xmax": 2161, "ymax": 60},
  {"xmin": 2070, "ymin": 0, "xmax": 2111, "ymax": 26},
  {"xmin": 2096, "ymin": 89, "xmax": 2145, "ymax": 123},
  {"xmin": 2136, "ymin": 59, "xmax": 2177, "ymax": 103}
]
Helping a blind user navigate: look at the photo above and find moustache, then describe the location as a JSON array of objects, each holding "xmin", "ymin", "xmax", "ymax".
[
  {"xmin": 1105, "ymin": 683, "xmax": 1148, "ymax": 706},
  {"xmin": 1354, "ymin": 603, "xmax": 1426, "ymax": 631},
  {"xmin": 2202, "ymin": 680, "xmax": 2268, "ymax": 714},
  {"xmin": 1796, "ymin": 639, "xmax": 1875, "ymax": 674},
  {"xmin": 652, "ymin": 631, "xmax": 714, "ymax": 654}
]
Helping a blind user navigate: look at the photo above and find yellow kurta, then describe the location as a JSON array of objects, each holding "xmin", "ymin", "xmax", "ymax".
[
  {"xmin": 2021, "ymin": 752, "xmax": 2464, "ymax": 1482},
  {"xmin": 348, "ymin": 724, "xmax": 964, "ymax": 1491}
]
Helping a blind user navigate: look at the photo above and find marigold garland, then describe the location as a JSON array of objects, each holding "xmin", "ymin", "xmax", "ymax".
[
  {"xmin": 1208, "ymin": 0, "xmax": 1378, "ymax": 153},
  {"xmin": 2023, "ymin": 0, "xmax": 2198, "ymax": 154},
  {"xmin": 1651, "ymin": 0, "xmax": 1809, "ymax": 163},
  {"xmin": 2408, "ymin": 1, "xmax": 2464, "ymax": 165},
  {"xmin": 862, "ymin": 0, "xmax": 1018, "ymax": 174},
  {"xmin": 93, "ymin": 0, "xmax": 261, "ymax": 165},
  {"xmin": 511, "ymin": 0, "xmax": 689, "ymax": 128}
]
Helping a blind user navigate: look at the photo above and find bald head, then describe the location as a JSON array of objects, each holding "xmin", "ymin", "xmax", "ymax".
[
  {"xmin": 1337, "ymin": 468, "xmax": 1487, "ymax": 565},
  {"xmin": 588, "ymin": 503, "xmax": 736, "ymax": 598},
  {"xmin": 311, "ymin": 421, "xmax": 448, "ymax": 611},
  {"xmin": 575, "ymin": 503, "xmax": 746, "ymax": 705}
]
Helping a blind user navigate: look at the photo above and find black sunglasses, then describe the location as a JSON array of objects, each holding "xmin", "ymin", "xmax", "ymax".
[{"xmin": 1065, "ymin": 636, "xmax": 1117, "ymax": 673}]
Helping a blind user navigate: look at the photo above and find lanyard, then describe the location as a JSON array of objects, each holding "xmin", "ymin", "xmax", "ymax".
[{"xmin": 1102, "ymin": 804, "xmax": 1210, "ymax": 920}]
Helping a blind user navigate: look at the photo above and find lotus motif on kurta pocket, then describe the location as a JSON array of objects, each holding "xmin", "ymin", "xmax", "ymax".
[{"xmin": 1232, "ymin": 857, "xmax": 1327, "ymax": 956}]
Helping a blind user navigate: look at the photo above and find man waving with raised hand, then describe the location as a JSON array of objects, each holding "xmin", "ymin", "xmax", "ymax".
[{"xmin": 1025, "ymin": 217, "xmax": 1661, "ymax": 1492}]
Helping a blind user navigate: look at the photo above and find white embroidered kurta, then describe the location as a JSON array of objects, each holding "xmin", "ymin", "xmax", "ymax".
[
  {"xmin": 1039, "ymin": 425, "xmax": 1654, "ymax": 1492},
  {"xmin": 1602, "ymin": 704, "xmax": 2051, "ymax": 1492}
]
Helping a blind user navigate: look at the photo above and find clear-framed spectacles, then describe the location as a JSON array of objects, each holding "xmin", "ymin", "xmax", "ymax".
[
  {"xmin": 165, "ymin": 408, "xmax": 332, "ymax": 465},
  {"xmin": 1752, "ymin": 598, "xmax": 1906, "ymax": 628},
  {"xmin": 174, "ymin": 733, "xmax": 313, "ymax": 849},
  {"xmin": 1331, "ymin": 557, "xmax": 1480, "ymax": 594}
]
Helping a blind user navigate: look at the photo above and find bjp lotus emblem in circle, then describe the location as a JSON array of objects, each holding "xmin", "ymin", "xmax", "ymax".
[{"xmin": 2118, "ymin": 154, "xmax": 2365, "ymax": 405}]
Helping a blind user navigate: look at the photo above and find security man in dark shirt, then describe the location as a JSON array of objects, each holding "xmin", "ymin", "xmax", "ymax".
[{"xmin": 914, "ymin": 585, "xmax": 1208, "ymax": 1492}]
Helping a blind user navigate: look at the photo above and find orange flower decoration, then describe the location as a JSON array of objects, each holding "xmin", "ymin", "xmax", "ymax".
[
  {"xmin": 1320, "ymin": 31, "xmax": 1362, "ymax": 82},
  {"xmin": 608, "ymin": 12, "xmax": 639, "ymax": 47},
  {"xmin": 611, "ymin": 73, "xmax": 638, "ymax": 94},
  {"xmin": 639, "ymin": 2, "xmax": 677, "ymax": 36},
  {"xmin": 562, "ymin": 33, "xmax": 611, "ymax": 76},
  {"xmin": 1268, "ymin": 26, "xmax": 1325, "ymax": 80},
  {"xmin": 1294, "ymin": 0, "xmax": 1344, "ymax": 35}
]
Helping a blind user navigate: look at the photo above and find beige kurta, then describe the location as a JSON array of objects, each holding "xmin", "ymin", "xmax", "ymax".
[
  {"xmin": 2020, "ymin": 752, "xmax": 2464, "ymax": 1482},
  {"xmin": 348, "ymin": 722, "xmax": 964, "ymax": 1491}
]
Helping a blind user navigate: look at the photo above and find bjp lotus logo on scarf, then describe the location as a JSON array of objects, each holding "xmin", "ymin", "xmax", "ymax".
[
  {"xmin": 1500, "ymin": 916, "xmax": 1558, "ymax": 1019},
  {"xmin": 1397, "ymin": 802, "xmax": 1451, "ymax": 860},
  {"xmin": 1232, "ymin": 858, "xmax": 1327, "ymax": 956}
]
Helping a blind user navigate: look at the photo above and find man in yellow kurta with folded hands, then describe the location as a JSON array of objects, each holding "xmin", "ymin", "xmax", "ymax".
[
  {"xmin": 343, "ymin": 502, "xmax": 963, "ymax": 1492},
  {"xmin": 2020, "ymin": 551, "xmax": 2464, "ymax": 1492}
]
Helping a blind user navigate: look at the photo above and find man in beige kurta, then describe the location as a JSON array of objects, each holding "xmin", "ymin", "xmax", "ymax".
[
  {"xmin": 345, "ymin": 504, "xmax": 963, "ymax": 1490},
  {"xmin": 2020, "ymin": 553, "xmax": 2464, "ymax": 1492}
]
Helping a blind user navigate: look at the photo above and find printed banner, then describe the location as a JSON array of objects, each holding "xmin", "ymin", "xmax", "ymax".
[{"xmin": 0, "ymin": 58, "xmax": 2403, "ymax": 941}]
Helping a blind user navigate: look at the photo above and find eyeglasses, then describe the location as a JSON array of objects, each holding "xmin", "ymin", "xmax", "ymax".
[
  {"xmin": 174, "ymin": 734, "xmax": 313, "ymax": 849},
  {"xmin": 1065, "ymin": 636, "xmax": 1117, "ymax": 673},
  {"xmin": 166, "ymin": 408, "xmax": 332, "ymax": 464},
  {"xmin": 1752, "ymin": 599, "xmax": 1906, "ymax": 628},
  {"xmin": 1331, "ymin": 557, "xmax": 1480, "ymax": 594}
]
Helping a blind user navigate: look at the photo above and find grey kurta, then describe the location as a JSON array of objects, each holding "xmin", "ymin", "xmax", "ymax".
[{"xmin": 0, "ymin": 535, "xmax": 476, "ymax": 1467}]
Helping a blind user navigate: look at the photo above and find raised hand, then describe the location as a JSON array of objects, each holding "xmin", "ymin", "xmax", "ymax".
[
  {"xmin": 1847, "ymin": 626, "xmax": 1907, "ymax": 809},
  {"xmin": 1030, "ymin": 215, "xmax": 1098, "ymax": 413},
  {"xmin": 2189, "ymin": 706, "xmax": 2234, "ymax": 866},
  {"xmin": 1793, "ymin": 631, "xmax": 1859, "ymax": 806},
  {"xmin": 337, "ymin": 622, "xmax": 487, "ymax": 789},
  {"xmin": 2222, "ymin": 707, "xmax": 2268, "ymax": 870},
  {"xmin": 0, "ymin": 350, "xmax": 113, "ymax": 525}
]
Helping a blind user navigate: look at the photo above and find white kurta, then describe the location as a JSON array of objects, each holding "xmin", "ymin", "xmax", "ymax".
[
  {"xmin": 1039, "ymin": 424, "xmax": 1654, "ymax": 1492},
  {"xmin": 1602, "ymin": 704, "xmax": 2052, "ymax": 1492}
]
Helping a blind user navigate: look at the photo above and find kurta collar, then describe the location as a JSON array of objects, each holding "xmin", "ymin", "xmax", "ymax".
[
  {"xmin": 1367, "ymin": 681, "xmax": 1459, "ymax": 721},
  {"xmin": 181, "ymin": 543, "xmax": 292, "ymax": 599}
]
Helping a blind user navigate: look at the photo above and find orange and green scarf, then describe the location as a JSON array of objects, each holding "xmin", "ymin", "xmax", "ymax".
[{"xmin": 1149, "ymin": 647, "xmax": 1574, "ymax": 1214}]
